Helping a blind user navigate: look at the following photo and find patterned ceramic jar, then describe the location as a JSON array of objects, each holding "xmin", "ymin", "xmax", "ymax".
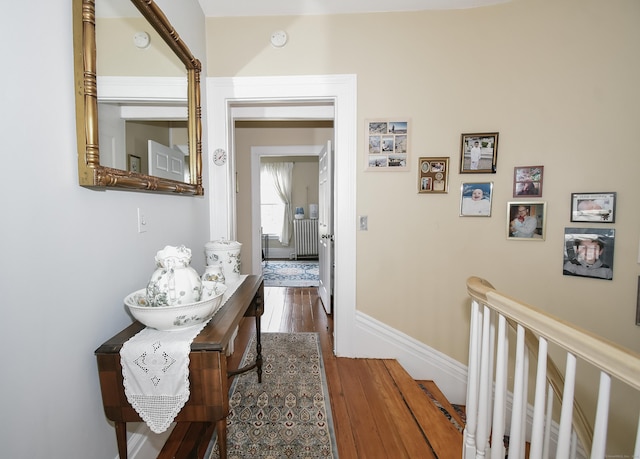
[
  {"xmin": 205, "ymin": 240, "xmax": 242, "ymax": 284},
  {"xmin": 146, "ymin": 245, "xmax": 202, "ymax": 307}
]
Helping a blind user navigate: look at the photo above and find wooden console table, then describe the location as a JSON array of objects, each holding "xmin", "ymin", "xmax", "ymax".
[{"xmin": 95, "ymin": 275, "xmax": 264, "ymax": 459}]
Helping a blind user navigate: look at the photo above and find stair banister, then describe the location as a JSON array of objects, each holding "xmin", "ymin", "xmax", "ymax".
[{"xmin": 465, "ymin": 276, "xmax": 640, "ymax": 459}]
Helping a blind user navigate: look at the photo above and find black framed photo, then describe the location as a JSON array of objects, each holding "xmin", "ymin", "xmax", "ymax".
[
  {"xmin": 513, "ymin": 166, "xmax": 543, "ymax": 197},
  {"xmin": 507, "ymin": 201, "xmax": 546, "ymax": 240},
  {"xmin": 459, "ymin": 132, "xmax": 499, "ymax": 174},
  {"xmin": 570, "ymin": 192, "xmax": 616, "ymax": 223},
  {"xmin": 460, "ymin": 182, "xmax": 493, "ymax": 217},
  {"xmin": 563, "ymin": 227, "xmax": 615, "ymax": 280}
]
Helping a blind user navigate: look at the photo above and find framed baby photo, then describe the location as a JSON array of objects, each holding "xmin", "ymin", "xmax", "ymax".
[
  {"xmin": 365, "ymin": 119, "xmax": 410, "ymax": 171},
  {"xmin": 460, "ymin": 182, "xmax": 493, "ymax": 217},
  {"xmin": 513, "ymin": 166, "xmax": 543, "ymax": 197},
  {"xmin": 563, "ymin": 227, "xmax": 615, "ymax": 280},
  {"xmin": 570, "ymin": 192, "xmax": 616, "ymax": 223},
  {"xmin": 507, "ymin": 201, "xmax": 546, "ymax": 240},
  {"xmin": 459, "ymin": 132, "xmax": 499, "ymax": 174},
  {"xmin": 418, "ymin": 157, "xmax": 449, "ymax": 193}
]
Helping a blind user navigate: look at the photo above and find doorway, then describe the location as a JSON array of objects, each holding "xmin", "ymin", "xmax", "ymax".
[{"xmin": 206, "ymin": 74, "xmax": 357, "ymax": 357}]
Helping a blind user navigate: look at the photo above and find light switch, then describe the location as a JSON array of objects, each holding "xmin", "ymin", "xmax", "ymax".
[
  {"xmin": 137, "ymin": 208, "xmax": 147, "ymax": 233},
  {"xmin": 359, "ymin": 215, "xmax": 368, "ymax": 231}
]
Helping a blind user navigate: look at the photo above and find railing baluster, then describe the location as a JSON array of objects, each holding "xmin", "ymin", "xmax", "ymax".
[
  {"xmin": 557, "ymin": 353, "xmax": 577, "ymax": 457},
  {"xmin": 510, "ymin": 324, "xmax": 527, "ymax": 459},
  {"xmin": 476, "ymin": 304, "xmax": 492, "ymax": 458},
  {"xmin": 590, "ymin": 372, "xmax": 610, "ymax": 458},
  {"xmin": 464, "ymin": 299, "xmax": 481, "ymax": 459},
  {"xmin": 543, "ymin": 383, "xmax": 553, "ymax": 459},
  {"xmin": 530, "ymin": 337, "xmax": 548, "ymax": 459},
  {"xmin": 490, "ymin": 314, "xmax": 508, "ymax": 459}
]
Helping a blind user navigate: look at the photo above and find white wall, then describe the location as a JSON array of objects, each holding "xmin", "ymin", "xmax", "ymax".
[{"xmin": 0, "ymin": 1, "xmax": 207, "ymax": 458}]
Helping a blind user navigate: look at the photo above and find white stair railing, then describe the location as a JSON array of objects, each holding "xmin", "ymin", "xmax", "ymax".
[{"xmin": 464, "ymin": 277, "xmax": 640, "ymax": 459}]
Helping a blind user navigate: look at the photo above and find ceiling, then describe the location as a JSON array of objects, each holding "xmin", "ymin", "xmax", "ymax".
[{"xmin": 197, "ymin": 0, "xmax": 510, "ymax": 17}]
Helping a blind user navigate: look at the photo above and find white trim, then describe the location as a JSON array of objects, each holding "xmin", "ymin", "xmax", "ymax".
[
  {"xmin": 250, "ymin": 145, "xmax": 323, "ymax": 274},
  {"xmin": 206, "ymin": 74, "xmax": 357, "ymax": 357},
  {"xmin": 97, "ymin": 76, "xmax": 187, "ymax": 103}
]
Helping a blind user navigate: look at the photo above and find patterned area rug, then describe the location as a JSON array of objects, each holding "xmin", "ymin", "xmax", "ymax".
[
  {"xmin": 262, "ymin": 260, "xmax": 319, "ymax": 287},
  {"xmin": 207, "ymin": 332, "xmax": 337, "ymax": 458}
]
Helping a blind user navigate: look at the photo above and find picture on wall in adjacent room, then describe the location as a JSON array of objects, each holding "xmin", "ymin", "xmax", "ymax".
[
  {"xmin": 459, "ymin": 132, "xmax": 499, "ymax": 174},
  {"xmin": 570, "ymin": 192, "xmax": 616, "ymax": 223},
  {"xmin": 563, "ymin": 228, "xmax": 615, "ymax": 280},
  {"xmin": 513, "ymin": 165, "xmax": 543, "ymax": 197},
  {"xmin": 460, "ymin": 182, "xmax": 493, "ymax": 217},
  {"xmin": 365, "ymin": 119, "xmax": 410, "ymax": 171},
  {"xmin": 507, "ymin": 201, "xmax": 546, "ymax": 240},
  {"xmin": 417, "ymin": 157, "xmax": 449, "ymax": 193}
]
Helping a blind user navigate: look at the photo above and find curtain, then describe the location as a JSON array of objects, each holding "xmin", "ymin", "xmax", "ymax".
[{"xmin": 262, "ymin": 162, "xmax": 294, "ymax": 245}]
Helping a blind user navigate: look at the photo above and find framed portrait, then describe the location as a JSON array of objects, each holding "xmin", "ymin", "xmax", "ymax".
[
  {"xmin": 570, "ymin": 192, "xmax": 616, "ymax": 223},
  {"xmin": 418, "ymin": 157, "xmax": 449, "ymax": 193},
  {"xmin": 507, "ymin": 201, "xmax": 546, "ymax": 240},
  {"xmin": 563, "ymin": 228, "xmax": 615, "ymax": 280},
  {"xmin": 459, "ymin": 132, "xmax": 499, "ymax": 174},
  {"xmin": 513, "ymin": 166, "xmax": 543, "ymax": 197},
  {"xmin": 365, "ymin": 119, "xmax": 410, "ymax": 171},
  {"xmin": 128, "ymin": 154, "xmax": 141, "ymax": 173},
  {"xmin": 460, "ymin": 182, "xmax": 493, "ymax": 217}
]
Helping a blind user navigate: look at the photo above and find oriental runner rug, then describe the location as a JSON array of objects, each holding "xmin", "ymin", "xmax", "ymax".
[
  {"xmin": 262, "ymin": 261, "xmax": 319, "ymax": 287},
  {"xmin": 207, "ymin": 332, "xmax": 338, "ymax": 459}
]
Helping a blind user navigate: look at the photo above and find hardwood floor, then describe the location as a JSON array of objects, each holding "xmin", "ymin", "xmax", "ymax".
[{"xmin": 228, "ymin": 286, "xmax": 463, "ymax": 459}]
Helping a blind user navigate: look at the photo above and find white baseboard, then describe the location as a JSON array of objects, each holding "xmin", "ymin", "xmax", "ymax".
[{"xmin": 352, "ymin": 310, "xmax": 468, "ymax": 404}]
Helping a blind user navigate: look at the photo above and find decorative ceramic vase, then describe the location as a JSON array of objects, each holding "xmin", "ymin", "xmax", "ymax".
[
  {"xmin": 146, "ymin": 245, "xmax": 202, "ymax": 307},
  {"xmin": 201, "ymin": 263, "xmax": 225, "ymax": 285},
  {"xmin": 205, "ymin": 240, "xmax": 242, "ymax": 283}
]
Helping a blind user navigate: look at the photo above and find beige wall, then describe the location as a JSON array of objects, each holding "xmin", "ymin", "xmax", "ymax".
[{"xmin": 207, "ymin": 0, "xmax": 640, "ymax": 451}]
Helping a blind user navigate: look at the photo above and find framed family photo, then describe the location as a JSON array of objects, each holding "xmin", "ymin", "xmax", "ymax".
[
  {"xmin": 507, "ymin": 201, "xmax": 546, "ymax": 240},
  {"xmin": 128, "ymin": 154, "xmax": 141, "ymax": 173},
  {"xmin": 563, "ymin": 227, "xmax": 615, "ymax": 280},
  {"xmin": 365, "ymin": 119, "xmax": 410, "ymax": 171},
  {"xmin": 460, "ymin": 182, "xmax": 493, "ymax": 217},
  {"xmin": 513, "ymin": 166, "xmax": 543, "ymax": 197},
  {"xmin": 418, "ymin": 157, "xmax": 449, "ymax": 193},
  {"xmin": 570, "ymin": 192, "xmax": 616, "ymax": 223},
  {"xmin": 459, "ymin": 132, "xmax": 499, "ymax": 174}
]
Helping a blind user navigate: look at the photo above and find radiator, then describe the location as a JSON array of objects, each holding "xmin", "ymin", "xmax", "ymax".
[{"xmin": 293, "ymin": 219, "xmax": 319, "ymax": 258}]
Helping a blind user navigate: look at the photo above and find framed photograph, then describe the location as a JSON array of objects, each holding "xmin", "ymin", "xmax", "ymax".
[
  {"xmin": 418, "ymin": 157, "xmax": 449, "ymax": 194},
  {"xmin": 636, "ymin": 277, "xmax": 640, "ymax": 326},
  {"xmin": 570, "ymin": 192, "xmax": 616, "ymax": 223},
  {"xmin": 460, "ymin": 182, "xmax": 493, "ymax": 217},
  {"xmin": 563, "ymin": 227, "xmax": 615, "ymax": 280},
  {"xmin": 128, "ymin": 154, "xmax": 141, "ymax": 173},
  {"xmin": 459, "ymin": 132, "xmax": 499, "ymax": 174},
  {"xmin": 365, "ymin": 119, "xmax": 410, "ymax": 171},
  {"xmin": 507, "ymin": 201, "xmax": 546, "ymax": 240},
  {"xmin": 513, "ymin": 166, "xmax": 543, "ymax": 197}
]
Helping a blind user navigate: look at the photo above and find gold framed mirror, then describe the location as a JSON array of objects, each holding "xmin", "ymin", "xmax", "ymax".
[{"xmin": 73, "ymin": 0, "xmax": 203, "ymax": 195}]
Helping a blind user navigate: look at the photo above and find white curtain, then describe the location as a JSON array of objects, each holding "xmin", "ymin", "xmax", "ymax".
[{"xmin": 262, "ymin": 162, "xmax": 294, "ymax": 245}]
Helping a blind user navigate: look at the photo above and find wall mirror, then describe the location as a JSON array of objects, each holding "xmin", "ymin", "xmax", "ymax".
[{"xmin": 73, "ymin": 0, "xmax": 203, "ymax": 195}]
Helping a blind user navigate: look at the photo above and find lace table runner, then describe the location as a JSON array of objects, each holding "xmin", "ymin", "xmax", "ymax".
[{"xmin": 120, "ymin": 275, "xmax": 247, "ymax": 433}]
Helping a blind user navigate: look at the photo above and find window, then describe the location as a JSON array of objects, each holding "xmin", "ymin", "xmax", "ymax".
[{"xmin": 260, "ymin": 168, "xmax": 285, "ymax": 237}]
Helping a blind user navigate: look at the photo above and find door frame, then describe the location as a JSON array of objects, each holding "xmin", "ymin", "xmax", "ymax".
[{"xmin": 206, "ymin": 74, "xmax": 357, "ymax": 357}]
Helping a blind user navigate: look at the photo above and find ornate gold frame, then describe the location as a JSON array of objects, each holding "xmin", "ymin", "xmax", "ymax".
[{"xmin": 72, "ymin": 0, "xmax": 203, "ymax": 195}]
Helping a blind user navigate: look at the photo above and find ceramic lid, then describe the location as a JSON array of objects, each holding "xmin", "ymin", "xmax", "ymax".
[{"xmin": 205, "ymin": 239, "xmax": 242, "ymax": 250}]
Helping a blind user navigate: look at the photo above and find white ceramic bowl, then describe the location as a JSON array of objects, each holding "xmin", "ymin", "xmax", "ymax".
[{"xmin": 124, "ymin": 283, "xmax": 227, "ymax": 331}]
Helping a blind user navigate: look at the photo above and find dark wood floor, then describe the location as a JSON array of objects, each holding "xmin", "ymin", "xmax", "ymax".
[{"xmin": 228, "ymin": 286, "xmax": 464, "ymax": 459}]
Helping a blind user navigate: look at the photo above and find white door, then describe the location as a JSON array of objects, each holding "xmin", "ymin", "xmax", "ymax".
[
  {"xmin": 148, "ymin": 140, "xmax": 186, "ymax": 181},
  {"xmin": 318, "ymin": 140, "xmax": 333, "ymax": 314}
]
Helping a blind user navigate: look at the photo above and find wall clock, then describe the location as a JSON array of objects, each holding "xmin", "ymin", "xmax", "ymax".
[{"xmin": 213, "ymin": 148, "xmax": 227, "ymax": 166}]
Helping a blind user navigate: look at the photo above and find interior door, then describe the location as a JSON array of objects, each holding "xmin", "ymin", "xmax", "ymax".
[
  {"xmin": 148, "ymin": 140, "xmax": 186, "ymax": 181},
  {"xmin": 318, "ymin": 140, "xmax": 334, "ymax": 314}
]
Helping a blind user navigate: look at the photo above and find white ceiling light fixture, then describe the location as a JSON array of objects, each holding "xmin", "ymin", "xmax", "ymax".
[
  {"xmin": 133, "ymin": 31, "xmax": 151, "ymax": 49},
  {"xmin": 270, "ymin": 30, "xmax": 288, "ymax": 48}
]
